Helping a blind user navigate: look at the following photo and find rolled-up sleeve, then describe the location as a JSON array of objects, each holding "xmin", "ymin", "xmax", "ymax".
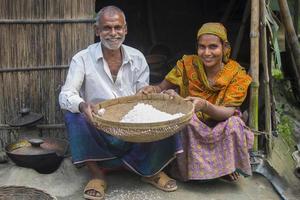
[
  {"xmin": 135, "ymin": 56, "xmax": 150, "ymax": 91},
  {"xmin": 59, "ymin": 58, "xmax": 85, "ymax": 113}
]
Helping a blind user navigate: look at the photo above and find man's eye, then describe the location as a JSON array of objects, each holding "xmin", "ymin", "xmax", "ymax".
[
  {"xmin": 114, "ymin": 26, "xmax": 122, "ymax": 31},
  {"xmin": 103, "ymin": 27, "xmax": 111, "ymax": 32}
]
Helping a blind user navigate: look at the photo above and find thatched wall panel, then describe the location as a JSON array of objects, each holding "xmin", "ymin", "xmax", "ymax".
[
  {"xmin": 0, "ymin": 0, "xmax": 94, "ymax": 19},
  {"xmin": 0, "ymin": 0, "xmax": 95, "ymax": 131},
  {"xmin": 0, "ymin": 68, "xmax": 71, "ymax": 124},
  {"xmin": 0, "ymin": 23, "xmax": 94, "ymax": 68}
]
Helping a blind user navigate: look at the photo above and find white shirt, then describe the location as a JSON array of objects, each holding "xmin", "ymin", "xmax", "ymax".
[{"xmin": 59, "ymin": 42, "xmax": 149, "ymax": 113}]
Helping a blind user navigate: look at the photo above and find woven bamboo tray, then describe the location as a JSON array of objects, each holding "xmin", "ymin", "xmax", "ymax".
[
  {"xmin": 0, "ymin": 186, "xmax": 56, "ymax": 200},
  {"xmin": 92, "ymin": 93, "xmax": 194, "ymax": 142}
]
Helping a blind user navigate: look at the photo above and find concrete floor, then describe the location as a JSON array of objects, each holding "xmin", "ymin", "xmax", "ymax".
[
  {"xmin": 62, "ymin": 171, "xmax": 282, "ymax": 200},
  {"xmin": 0, "ymin": 158, "xmax": 289, "ymax": 200}
]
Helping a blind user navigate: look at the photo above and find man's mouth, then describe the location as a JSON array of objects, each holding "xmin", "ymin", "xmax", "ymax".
[{"xmin": 107, "ymin": 38, "xmax": 121, "ymax": 42}]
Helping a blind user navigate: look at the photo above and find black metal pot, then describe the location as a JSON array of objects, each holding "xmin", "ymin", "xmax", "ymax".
[{"xmin": 5, "ymin": 138, "xmax": 69, "ymax": 174}]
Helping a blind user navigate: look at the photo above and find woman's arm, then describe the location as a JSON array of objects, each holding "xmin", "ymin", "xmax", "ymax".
[
  {"xmin": 185, "ymin": 96, "xmax": 235, "ymax": 121},
  {"xmin": 137, "ymin": 79, "xmax": 177, "ymax": 94},
  {"xmin": 204, "ymin": 101, "xmax": 236, "ymax": 121}
]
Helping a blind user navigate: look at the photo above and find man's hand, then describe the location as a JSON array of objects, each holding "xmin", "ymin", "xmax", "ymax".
[{"xmin": 79, "ymin": 102, "xmax": 96, "ymax": 123}]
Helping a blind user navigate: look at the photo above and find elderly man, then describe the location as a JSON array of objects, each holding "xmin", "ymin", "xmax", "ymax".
[{"xmin": 59, "ymin": 5, "xmax": 182, "ymax": 200}]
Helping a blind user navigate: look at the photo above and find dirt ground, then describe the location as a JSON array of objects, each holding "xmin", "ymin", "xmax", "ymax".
[{"xmin": 0, "ymin": 158, "xmax": 295, "ymax": 200}]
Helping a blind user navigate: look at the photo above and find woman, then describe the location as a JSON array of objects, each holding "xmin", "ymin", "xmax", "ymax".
[{"xmin": 140, "ymin": 22, "xmax": 254, "ymax": 181}]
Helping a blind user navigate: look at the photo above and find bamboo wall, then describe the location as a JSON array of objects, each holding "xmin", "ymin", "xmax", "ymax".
[{"xmin": 0, "ymin": 0, "xmax": 95, "ymax": 145}]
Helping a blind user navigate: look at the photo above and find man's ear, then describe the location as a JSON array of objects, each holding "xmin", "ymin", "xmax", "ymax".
[
  {"xmin": 94, "ymin": 24, "xmax": 100, "ymax": 37},
  {"xmin": 124, "ymin": 24, "xmax": 128, "ymax": 35}
]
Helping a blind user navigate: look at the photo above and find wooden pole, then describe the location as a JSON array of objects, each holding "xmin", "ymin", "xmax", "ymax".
[
  {"xmin": 147, "ymin": 0, "xmax": 157, "ymax": 45},
  {"xmin": 278, "ymin": 0, "xmax": 300, "ymax": 73},
  {"xmin": 232, "ymin": 0, "xmax": 251, "ymax": 59},
  {"xmin": 260, "ymin": 0, "xmax": 273, "ymax": 156},
  {"xmin": 0, "ymin": 19, "xmax": 95, "ymax": 24},
  {"xmin": 249, "ymin": 0, "xmax": 260, "ymax": 151},
  {"xmin": 294, "ymin": 0, "xmax": 299, "ymax": 35},
  {"xmin": 285, "ymin": 35, "xmax": 300, "ymax": 101},
  {"xmin": 221, "ymin": 0, "xmax": 237, "ymax": 23}
]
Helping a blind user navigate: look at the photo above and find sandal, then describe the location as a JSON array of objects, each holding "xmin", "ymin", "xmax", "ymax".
[
  {"xmin": 141, "ymin": 171, "xmax": 177, "ymax": 192},
  {"xmin": 83, "ymin": 179, "xmax": 107, "ymax": 200}
]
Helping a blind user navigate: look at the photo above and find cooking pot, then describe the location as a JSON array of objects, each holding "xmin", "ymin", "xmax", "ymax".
[
  {"xmin": 5, "ymin": 138, "xmax": 69, "ymax": 174},
  {"xmin": 8, "ymin": 107, "xmax": 43, "ymax": 127}
]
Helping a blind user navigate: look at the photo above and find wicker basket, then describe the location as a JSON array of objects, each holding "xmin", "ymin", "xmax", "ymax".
[
  {"xmin": 0, "ymin": 186, "xmax": 56, "ymax": 200},
  {"xmin": 92, "ymin": 93, "xmax": 194, "ymax": 142}
]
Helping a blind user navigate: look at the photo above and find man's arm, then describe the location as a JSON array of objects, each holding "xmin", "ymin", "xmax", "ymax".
[
  {"xmin": 59, "ymin": 58, "xmax": 85, "ymax": 113},
  {"xmin": 135, "ymin": 56, "xmax": 150, "ymax": 92}
]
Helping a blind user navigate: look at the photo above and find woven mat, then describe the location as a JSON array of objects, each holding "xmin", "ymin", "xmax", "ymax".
[{"xmin": 0, "ymin": 186, "xmax": 56, "ymax": 200}]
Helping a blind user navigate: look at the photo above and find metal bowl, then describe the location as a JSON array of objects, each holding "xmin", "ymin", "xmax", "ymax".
[{"xmin": 5, "ymin": 138, "xmax": 69, "ymax": 174}]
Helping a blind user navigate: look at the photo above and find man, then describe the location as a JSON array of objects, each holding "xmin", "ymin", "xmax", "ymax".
[{"xmin": 59, "ymin": 6, "xmax": 182, "ymax": 200}]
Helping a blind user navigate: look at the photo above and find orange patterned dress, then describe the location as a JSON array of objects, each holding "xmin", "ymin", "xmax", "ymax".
[{"xmin": 166, "ymin": 55, "xmax": 254, "ymax": 180}]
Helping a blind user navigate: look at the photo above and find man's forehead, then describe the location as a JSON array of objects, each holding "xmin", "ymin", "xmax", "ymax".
[{"xmin": 100, "ymin": 12, "xmax": 125, "ymax": 25}]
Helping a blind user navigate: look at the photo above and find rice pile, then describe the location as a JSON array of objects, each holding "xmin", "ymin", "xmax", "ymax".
[{"xmin": 120, "ymin": 103, "xmax": 184, "ymax": 123}]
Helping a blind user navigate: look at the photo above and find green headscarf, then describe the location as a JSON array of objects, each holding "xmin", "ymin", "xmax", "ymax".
[{"xmin": 197, "ymin": 22, "xmax": 231, "ymax": 63}]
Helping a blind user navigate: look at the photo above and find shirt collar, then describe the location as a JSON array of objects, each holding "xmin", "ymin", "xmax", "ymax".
[{"xmin": 95, "ymin": 42, "xmax": 133, "ymax": 66}]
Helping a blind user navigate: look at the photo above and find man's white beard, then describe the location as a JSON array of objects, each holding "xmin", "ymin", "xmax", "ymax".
[{"xmin": 100, "ymin": 36, "xmax": 125, "ymax": 50}]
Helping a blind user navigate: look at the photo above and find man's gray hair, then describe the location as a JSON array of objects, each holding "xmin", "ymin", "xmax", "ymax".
[{"xmin": 95, "ymin": 6, "xmax": 126, "ymax": 26}]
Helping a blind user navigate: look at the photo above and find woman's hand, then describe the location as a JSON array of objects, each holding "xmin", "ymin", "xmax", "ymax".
[
  {"xmin": 184, "ymin": 96, "xmax": 208, "ymax": 112},
  {"xmin": 185, "ymin": 96, "xmax": 236, "ymax": 121},
  {"xmin": 137, "ymin": 85, "xmax": 161, "ymax": 94},
  {"xmin": 162, "ymin": 89, "xmax": 179, "ymax": 98}
]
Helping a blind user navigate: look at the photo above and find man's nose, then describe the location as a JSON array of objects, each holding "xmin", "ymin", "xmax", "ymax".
[{"xmin": 110, "ymin": 28, "xmax": 117, "ymax": 35}]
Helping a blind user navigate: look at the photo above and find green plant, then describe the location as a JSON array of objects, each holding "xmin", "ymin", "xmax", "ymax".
[
  {"xmin": 277, "ymin": 114, "xmax": 296, "ymax": 149},
  {"xmin": 272, "ymin": 68, "xmax": 284, "ymax": 80}
]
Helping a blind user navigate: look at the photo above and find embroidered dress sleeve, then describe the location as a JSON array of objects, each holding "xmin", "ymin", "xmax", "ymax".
[
  {"xmin": 222, "ymin": 68, "xmax": 252, "ymax": 107},
  {"xmin": 165, "ymin": 57, "xmax": 187, "ymax": 97},
  {"xmin": 59, "ymin": 58, "xmax": 85, "ymax": 113}
]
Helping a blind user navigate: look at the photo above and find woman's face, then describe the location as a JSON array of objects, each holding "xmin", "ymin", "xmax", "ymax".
[{"xmin": 197, "ymin": 34, "xmax": 223, "ymax": 68}]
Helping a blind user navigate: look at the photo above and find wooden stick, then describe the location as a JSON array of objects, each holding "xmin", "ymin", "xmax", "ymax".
[
  {"xmin": 232, "ymin": 0, "xmax": 251, "ymax": 59},
  {"xmin": 294, "ymin": 0, "xmax": 299, "ymax": 35},
  {"xmin": 147, "ymin": 0, "xmax": 157, "ymax": 45},
  {"xmin": 249, "ymin": 0, "xmax": 260, "ymax": 151},
  {"xmin": 285, "ymin": 35, "xmax": 300, "ymax": 100},
  {"xmin": 0, "ymin": 124, "xmax": 65, "ymax": 130},
  {"xmin": 260, "ymin": 0, "xmax": 273, "ymax": 157},
  {"xmin": 0, "ymin": 65, "xmax": 69, "ymax": 73},
  {"xmin": 220, "ymin": 0, "xmax": 237, "ymax": 23},
  {"xmin": 0, "ymin": 19, "xmax": 95, "ymax": 24},
  {"xmin": 278, "ymin": 0, "xmax": 300, "ymax": 74}
]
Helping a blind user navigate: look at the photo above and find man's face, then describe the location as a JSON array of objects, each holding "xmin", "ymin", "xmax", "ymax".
[{"xmin": 95, "ymin": 12, "xmax": 127, "ymax": 50}]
